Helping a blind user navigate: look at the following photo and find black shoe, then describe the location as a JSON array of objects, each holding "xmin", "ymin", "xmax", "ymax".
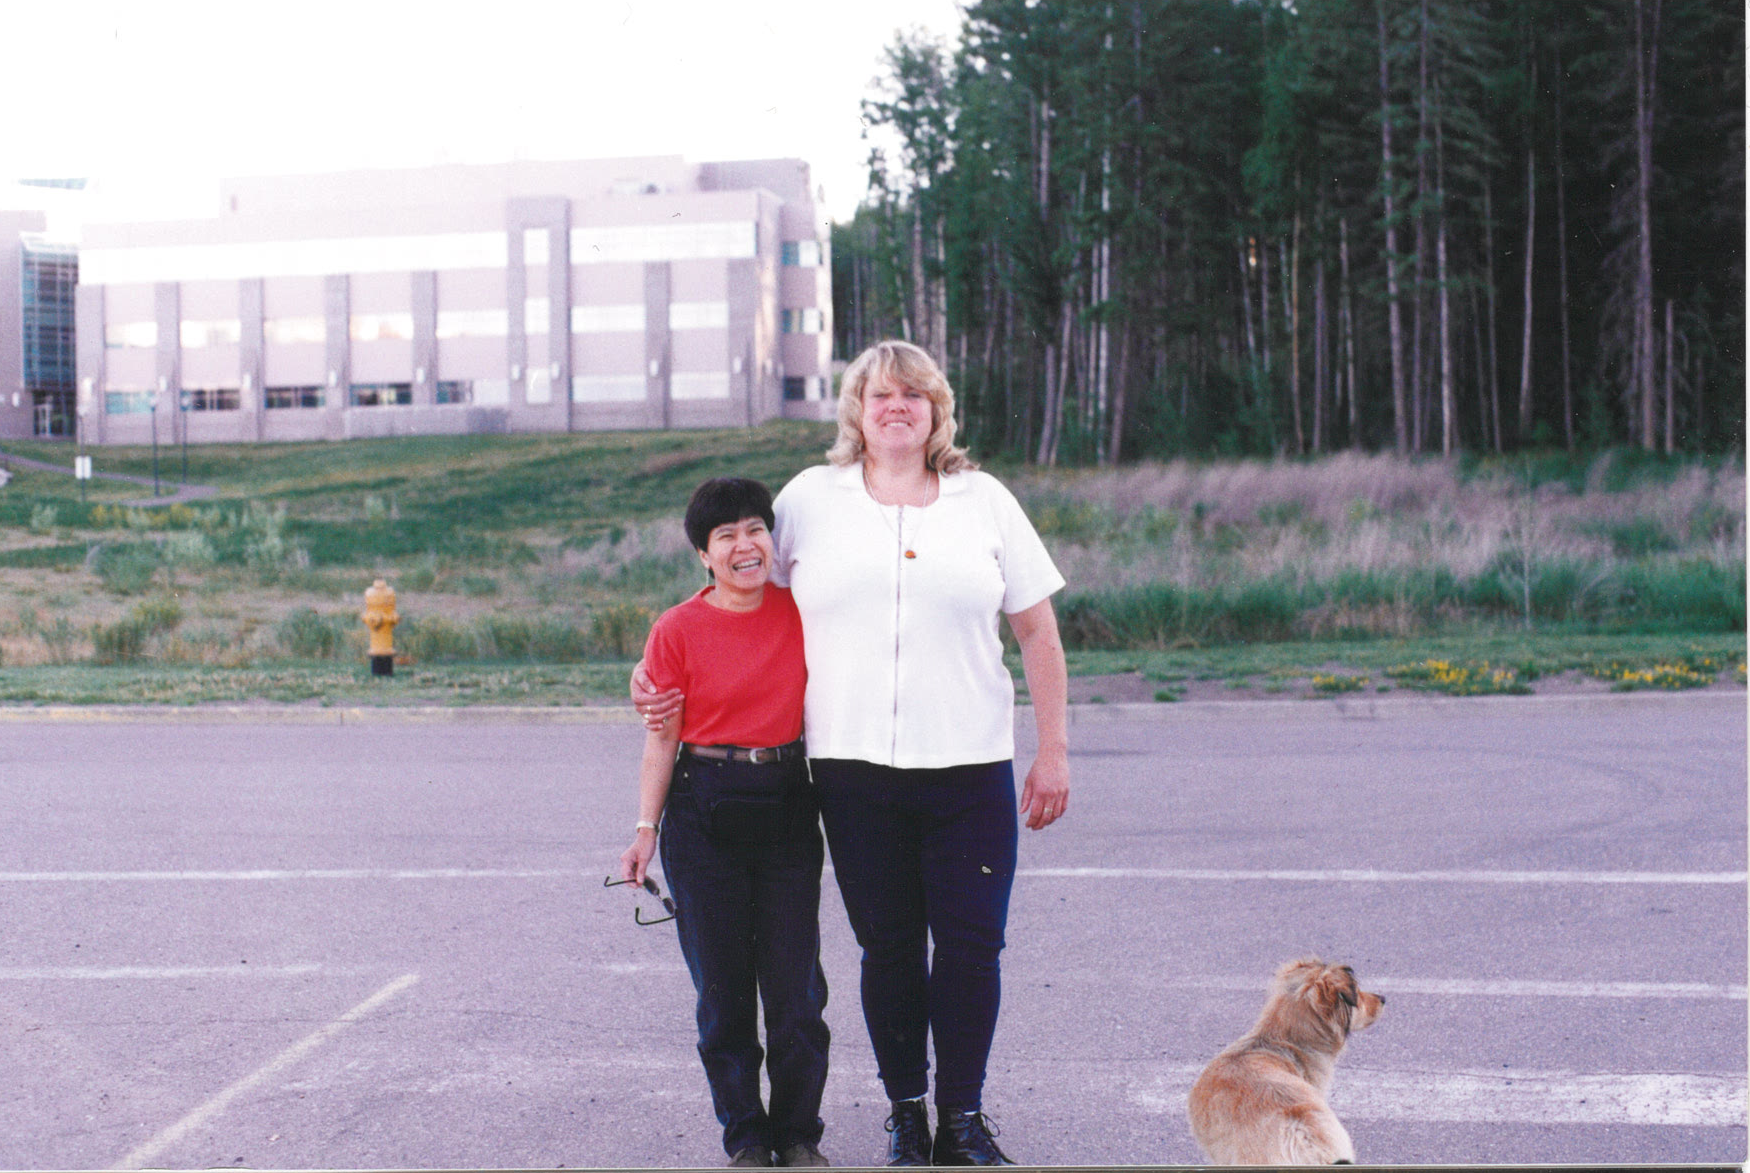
[
  {"xmin": 932, "ymin": 1108, "xmax": 1013, "ymax": 1166},
  {"xmin": 775, "ymin": 1141, "xmax": 830, "ymax": 1167},
  {"xmin": 883, "ymin": 1100, "xmax": 932, "ymax": 1166},
  {"xmin": 728, "ymin": 1145, "xmax": 774, "ymax": 1167}
]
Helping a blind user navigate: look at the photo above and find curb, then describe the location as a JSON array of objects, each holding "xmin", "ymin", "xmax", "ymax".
[
  {"xmin": 1065, "ymin": 688, "xmax": 1746, "ymax": 723},
  {"xmin": 0, "ymin": 690, "xmax": 1739, "ymax": 725}
]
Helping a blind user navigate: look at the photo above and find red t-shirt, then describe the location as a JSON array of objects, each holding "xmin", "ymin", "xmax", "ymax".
[{"xmin": 643, "ymin": 585, "xmax": 806, "ymax": 748}]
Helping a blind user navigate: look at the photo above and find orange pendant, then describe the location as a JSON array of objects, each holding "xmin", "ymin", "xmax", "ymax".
[{"xmin": 904, "ymin": 550, "xmax": 917, "ymax": 559}]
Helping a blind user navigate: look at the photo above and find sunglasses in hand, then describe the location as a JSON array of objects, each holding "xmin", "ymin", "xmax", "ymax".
[{"xmin": 603, "ymin": 874, "xmax": 678, "ymax": 926}]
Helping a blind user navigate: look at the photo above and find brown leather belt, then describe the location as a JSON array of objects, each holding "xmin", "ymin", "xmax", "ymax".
[{"xmin": 680, "ymin": 739, "xmax": 806, "ymax": 765}]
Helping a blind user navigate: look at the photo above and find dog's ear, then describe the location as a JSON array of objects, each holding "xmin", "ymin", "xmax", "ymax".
[{"xmin": 1309, "ymin": 968, "xmax": 1358, "ymax": 1018}]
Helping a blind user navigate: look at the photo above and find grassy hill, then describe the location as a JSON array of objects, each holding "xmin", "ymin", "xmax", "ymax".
[{"xmin": 0, "ymin": 431, "xmax": 1741, "ymax": 705}]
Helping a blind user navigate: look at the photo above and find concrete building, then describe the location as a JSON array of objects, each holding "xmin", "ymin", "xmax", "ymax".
[{"xmin": 71, "ymin": 156, "xmax": 833, "ymax": 446}]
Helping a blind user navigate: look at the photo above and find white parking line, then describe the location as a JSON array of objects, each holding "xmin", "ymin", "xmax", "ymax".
[
  {"xmin": 0, "ymin": 868, "xmax": 581, "ymax": 882},
  {"xmin": 0, "ymin": 965, "xmax": 330, "ymax": 981},
  {"xmin": 1020, "ymin": 867, "xmax": 1747, "ymax": 885},
  {"xmin": 2, "ymin": 866, "xmax": 1743, "ymax": 884},
  {"xmin": 109, "ymin": 972, "xmax": 419, "ymax": 1171},
  {"xmin": 1174, "ymin": 975, "xmax": 1747, "ymax": 1000},
  {"xmin": 596, "ymin": 963, "xmax": 1744, "ymax": 1000},
  {"xmin": 1128, "ymin": 1067, "xmax": 1747, "ymax": 1128}
]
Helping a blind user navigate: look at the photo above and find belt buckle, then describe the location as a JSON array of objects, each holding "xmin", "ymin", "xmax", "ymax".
[{"xmin": 747, "ymin": 746, "xmax": 770, "ymax": 764}]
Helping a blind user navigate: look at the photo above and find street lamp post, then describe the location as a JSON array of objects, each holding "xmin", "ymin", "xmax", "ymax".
[
  {"xmin": 76, "ymin": 405, "xmax": 87, "ymax": 503},
  {"xmin": 178, "ymin": 389, "xmax": 190, "ymax": 486},
  {"xmin": 149, "ymin": 391, "xmax": 161, "ymax": 497}
]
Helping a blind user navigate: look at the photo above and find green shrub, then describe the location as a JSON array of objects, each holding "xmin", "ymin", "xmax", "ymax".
[
  {"xmin": 399, "ymin": 615, "xmax": 478, "ymax": 662},
  {"xmin": 479, "ymin": 615, "xmax": 534, "ymax": 659},
  {"xmin": 90, "ymin": 618, "xmax": 150, "ymax": 664},
  {"xmin": 477, "ymin": 615, "xmax": 592, "ymax": 662},
  {"xmin": 457, "ymin": 574, "xmax": 501, "ymax": 598},
  {"xmin": 130, "ymin": 595, "xmax": 184, "ymax": 634},
  {"xmin": 528, "ymin": 620, "xmax": 592, "ymax": 661},
  {"xmin": 275, "ymin": 608, "xmax": 352, "ymax": 659},
  {"xmin": 89, "ymin": 543, "xmax": 161, "ymax": 595},
  {"xmin": 1615, "ymin": 560, "xmax": 1747, "ymax": 631},
  {"xmin": 589, "ymin": 603, "xmax": 655, "ymax": 658}
]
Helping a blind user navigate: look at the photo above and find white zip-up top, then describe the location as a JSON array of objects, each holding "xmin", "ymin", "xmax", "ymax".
[{"xmin": 771, "ymin": 462, "xmax": 1065, "ymax": 769}]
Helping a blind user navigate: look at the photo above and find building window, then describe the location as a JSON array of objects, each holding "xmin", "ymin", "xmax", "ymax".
[
  {"xmin": 180, "ymin": 320, "xmax": 242, "ymax": 348},
  {"xmin": 349, "ymin": 383, "xmax": 412, "ymax": 407},
  {"xmin": 781, "ymin": 240, "xmax": 822, "ymax": 267},
  {"xmin": 105, "ymin": 390, "xmax": 154, "ymax": 415},
  {"xmin": 104, "ymin": 322, "xmax": 158, "ymax": 350},
  {"xmin": 524, "ymin": 298, "xmax": 550, "ymax": 336},
  {"xmin": 669, "ymin": 301, "xmax": 729, "ymax": 330},
  {"xmin": 472, "ymin": 378, "xmax": 510, "ymax": 405},
  {"xmin": 783, "ymin": 377, "xmax": 806, "ymax": 401},
  {"xmin": 570, "ymin": 220, "xmax": 756, "ymax": 265},
  {"xmin": 22, "ymin": 241, "xmax": 76, "ymax": 397},
  {"xmin": 82, "ymin": 231, "xmax": 510, "ymax": 285},
  {"xmin": 350, "ymin": 313, "xmax": 414, "ymax": 342},
  {"xmin": 572, "ymin": 375, "xmax": 646, "ymax": 403},
  {"xmin": 523, "ymin": 228, "xmax": 550, "ymax": 266},
  {"xmin": 780, "ymin": 308, "xmax": 823, "ymax": 335},
  {"xmin": 436, "ymin": 309, "xmax": 508, "ymax": 339},
  {"xmin": 182, "ymin": 387, "xmax": 241, "ymax": 411},
  {"xmin": 671, "ymin": 372, "xmax": 730, "ymax": 401},
  {"xmin": 571, "ymin": 304, "xmax": 645, "ymax": 333},
  {"xmin": 266, "ymin": 386, "xmax": 325, "ymax": 409},
  {"xmin": 435, "ymin": 380, "xmax": 473, "ymax": 405},
  {"xmin": 264, "ymin": 317, "xmax": 325, "ymax": 345}
]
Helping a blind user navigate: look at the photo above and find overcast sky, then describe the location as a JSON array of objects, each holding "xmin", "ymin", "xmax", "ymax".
[{"xmin": 3, "ymin": 0, "xmax": 964, "ymax": 228}]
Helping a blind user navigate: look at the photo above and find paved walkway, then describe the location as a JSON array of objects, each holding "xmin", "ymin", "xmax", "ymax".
[{"xmin": 0, "ymin": 448, "xmax": 216, "ymax": 507}]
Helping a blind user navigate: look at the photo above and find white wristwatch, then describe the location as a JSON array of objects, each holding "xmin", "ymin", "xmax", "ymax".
[{"xmin": 635, "ymin": 819, "xmax": 659, "ymax": 833}]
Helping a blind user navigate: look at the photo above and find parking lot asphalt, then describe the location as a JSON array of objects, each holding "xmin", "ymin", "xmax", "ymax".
[{"xmin": 0, "ymin": 692, "xmax": 1742, "ymax": 1169}]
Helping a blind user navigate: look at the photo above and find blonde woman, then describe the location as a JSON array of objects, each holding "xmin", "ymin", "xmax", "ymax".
[{"xmin": 638, "ymin": 341, "xmax": 1068, "ymax": 1166}]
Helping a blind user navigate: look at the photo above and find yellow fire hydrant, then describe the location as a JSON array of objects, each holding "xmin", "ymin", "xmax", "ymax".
[{"xmin": 362, "ymin": 578, "xmax": 399, "ymax": 677}]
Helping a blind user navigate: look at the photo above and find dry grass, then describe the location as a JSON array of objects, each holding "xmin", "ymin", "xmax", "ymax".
[{"xmin": 1016, "ymin": 452, "xmax": 1745, "ymax": 595}]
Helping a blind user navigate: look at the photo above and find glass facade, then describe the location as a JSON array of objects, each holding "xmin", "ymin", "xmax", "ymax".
[
  {"xmin": 22, "ymin": 238, "xmax": 76, "ymax": 435},
  {"xmin": 781, "ymin": 240, "xmax": 822, "ymax": 267},
  {"xmin": 349, "ymin": 383, "xmax": 413, "ymax": 407},
  {"xmin": 105, "ymin": 391, "xmax": 154, "ymax": 415},
  {"xmin": 265, "ymin": 386, "xmax": 325, "ymax": 409},
  {"xmin": 183, "ymin": 387, "xmax": 241, "ymax": 411}
]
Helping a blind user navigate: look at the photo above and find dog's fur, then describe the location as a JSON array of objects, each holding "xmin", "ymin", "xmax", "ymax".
[{"xmin": 1186, "ymin": 958, "xmax": 1385, "ymax": 1165}]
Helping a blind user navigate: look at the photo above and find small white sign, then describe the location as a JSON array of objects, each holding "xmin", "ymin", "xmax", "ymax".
[{"xmin": 75, "ymin": 456, "xmax": 92, "ymax": 481}]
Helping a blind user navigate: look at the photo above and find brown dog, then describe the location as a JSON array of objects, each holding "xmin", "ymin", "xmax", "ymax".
[{"xmin": 1186, "ymin": 958, "xmax": 1385, "ymax": 1165}]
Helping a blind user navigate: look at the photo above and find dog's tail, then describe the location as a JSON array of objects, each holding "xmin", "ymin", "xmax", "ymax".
[{"xmin": 1280, "ymin": 1104, "xmax": 1357, "ymax": 1165}]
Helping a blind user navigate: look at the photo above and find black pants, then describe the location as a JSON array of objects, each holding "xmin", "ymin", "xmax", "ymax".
[
  {"xmin": 659, "ymin": 753, "xmax": 830, "ymax": 1157},
  {"xmin": 811, "ymin": 758, "xmax": 1018, "ymax": 1112}
]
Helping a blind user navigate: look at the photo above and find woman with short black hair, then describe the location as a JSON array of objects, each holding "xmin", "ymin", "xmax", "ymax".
[{"xmin": 619, "ymin": 476, "xmax": 830, "ymax": 1169}]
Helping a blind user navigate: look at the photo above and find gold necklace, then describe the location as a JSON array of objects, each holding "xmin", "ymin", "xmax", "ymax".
[{"xmin": 863, "ymin": 464, "xmax": 937, "ymax": 559}]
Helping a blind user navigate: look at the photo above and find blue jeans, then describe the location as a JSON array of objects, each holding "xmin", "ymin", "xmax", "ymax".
[
  {"xmin": 659, "ymin": 753, "xmax": 830, "ymax": 1157},
  {"xmin": 811, "ymin": 758, "xmax": 1017, "ymax": 1112}
]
